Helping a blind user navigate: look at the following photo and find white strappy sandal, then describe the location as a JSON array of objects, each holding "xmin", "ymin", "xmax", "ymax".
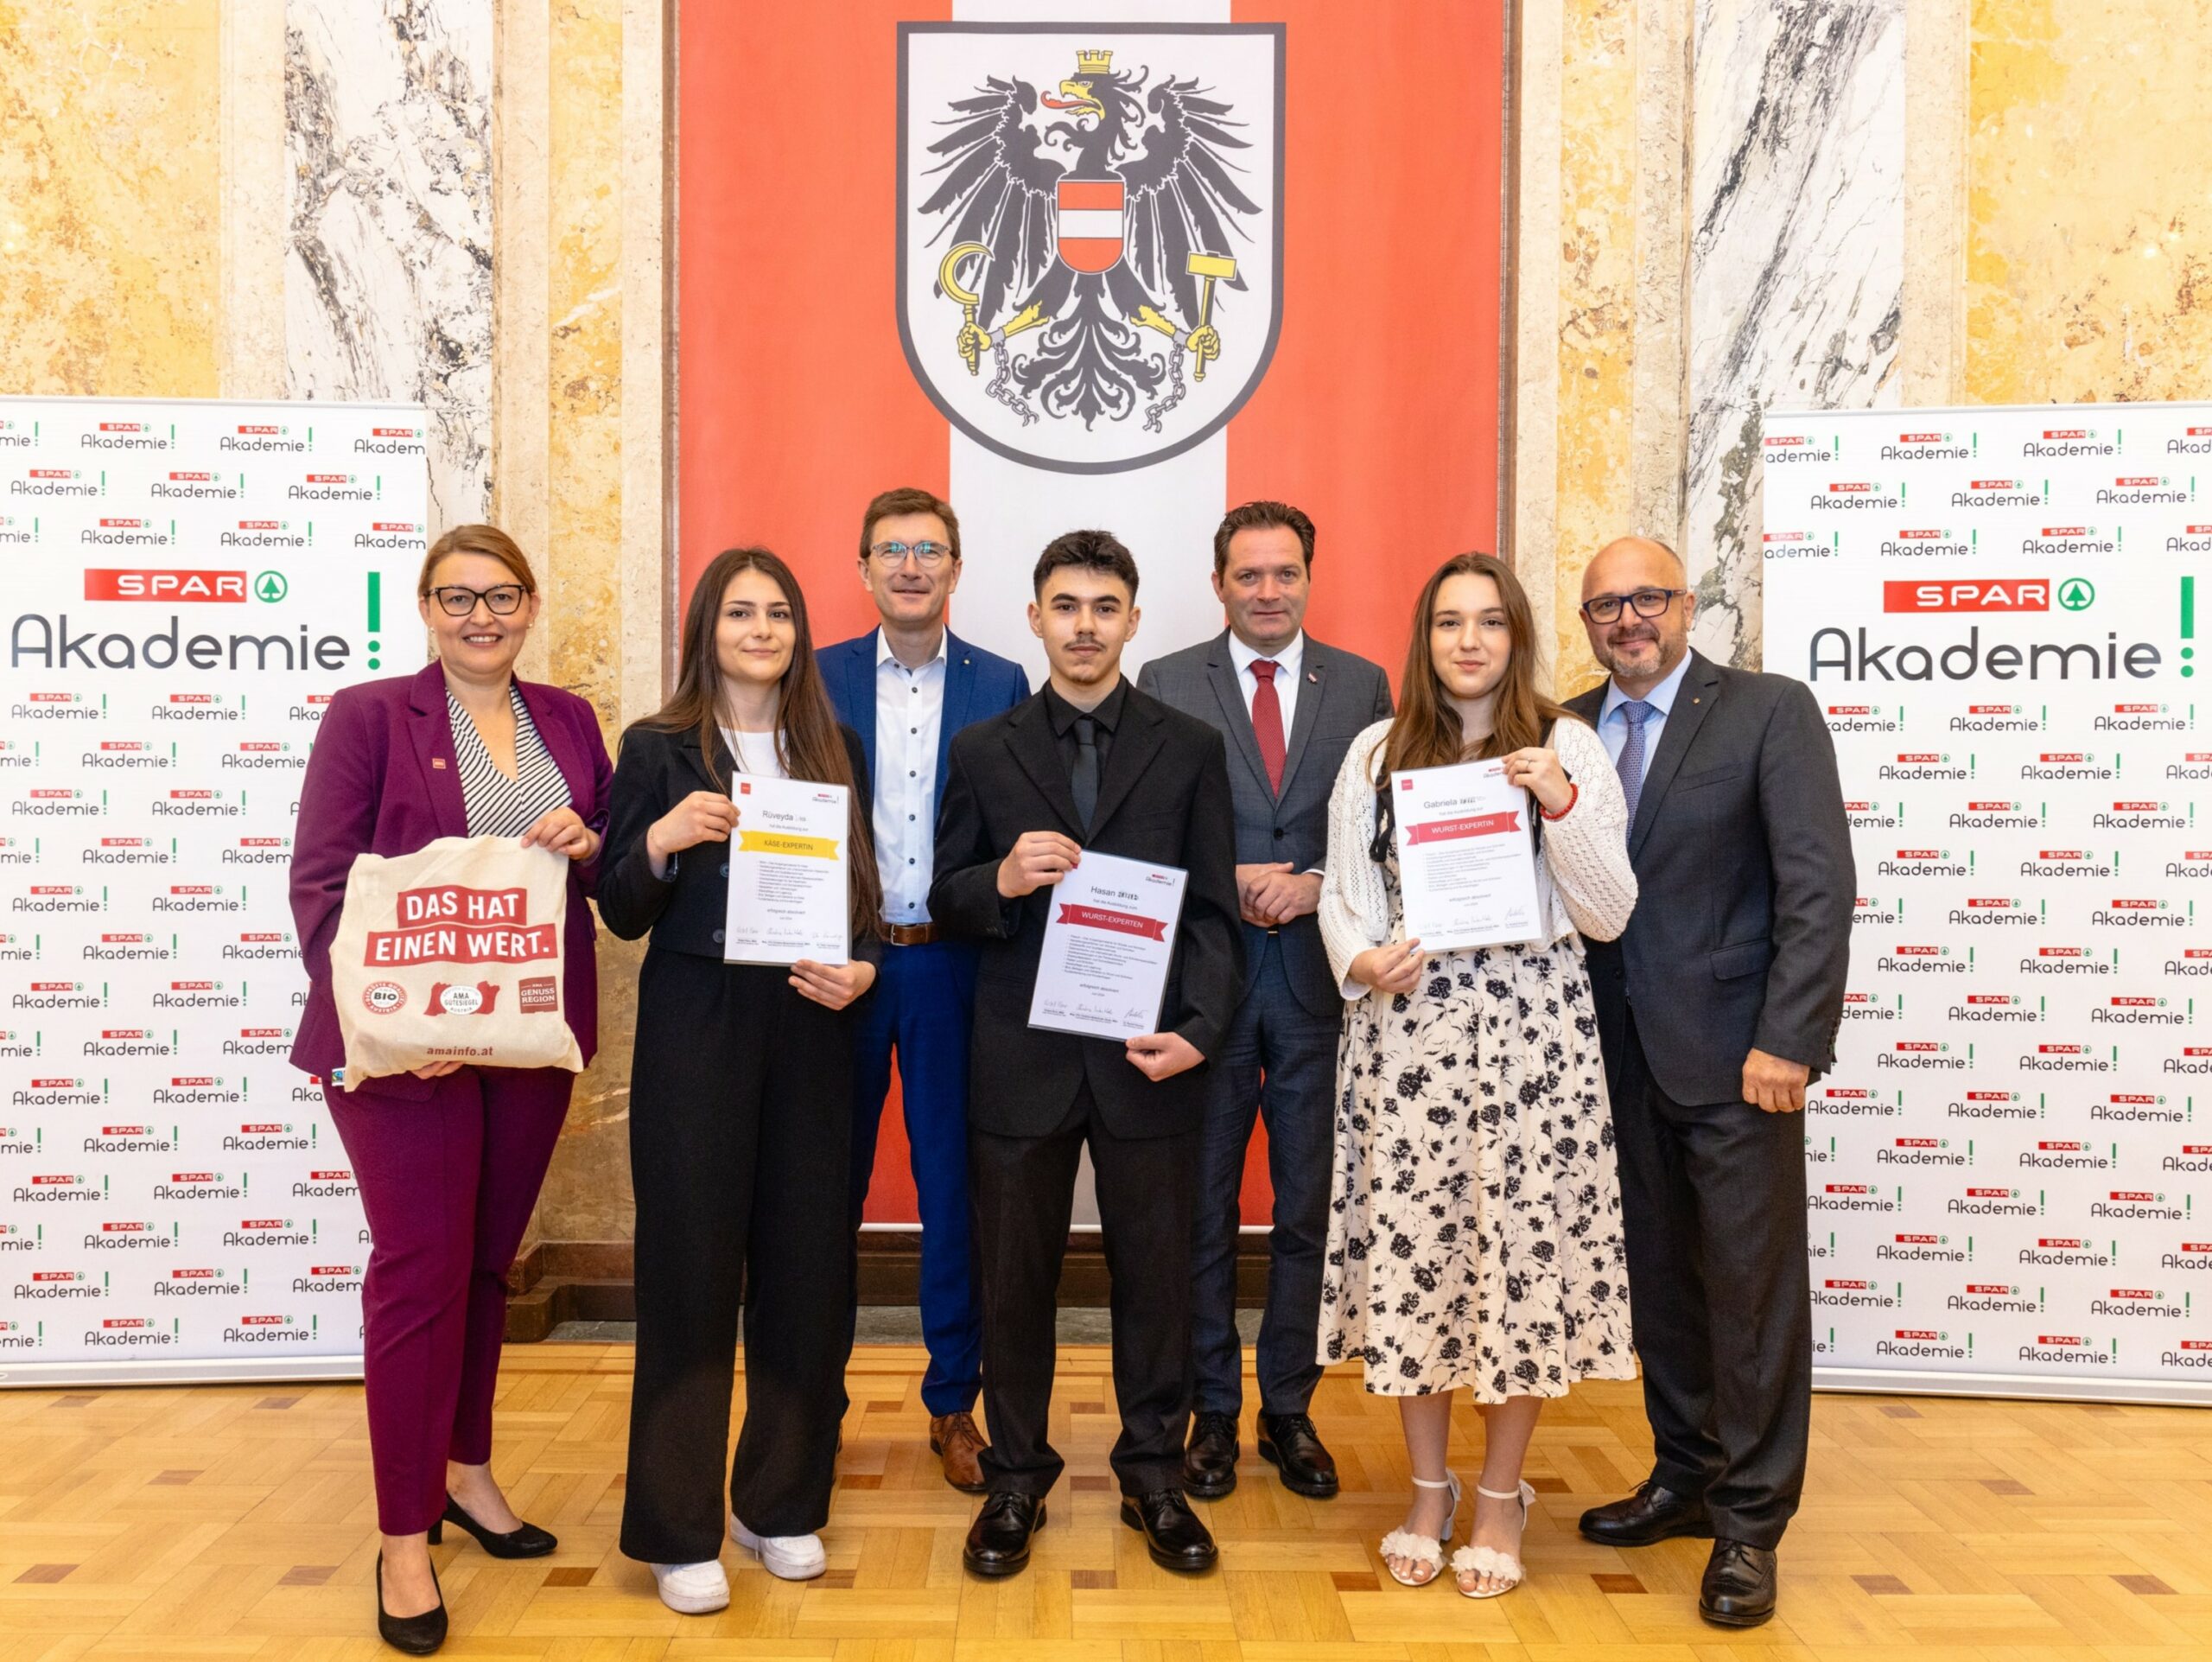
[
  {"xmin": 1379, "ymin": 1471, "xmax": 1461, "ymax": 1587},
  {"xmin": 1450, "ymin": 1478, "xmax": 1535, "ymax": 1598}
]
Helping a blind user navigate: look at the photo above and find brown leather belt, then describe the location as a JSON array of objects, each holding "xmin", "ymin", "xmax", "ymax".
[{"xmin": 886, "ymin": 921, "xmax": 941, "ymax": 946}]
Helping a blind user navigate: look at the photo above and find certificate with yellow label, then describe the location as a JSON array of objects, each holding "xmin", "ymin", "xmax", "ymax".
[{"xmin": 723, "ymin": 774, "xmax": 850, "ymax": 965}]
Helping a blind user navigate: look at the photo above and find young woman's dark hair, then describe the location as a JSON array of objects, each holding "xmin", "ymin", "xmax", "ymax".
[
  {"xmin": 1376, "ymin": 551, "xmax": 1578, "ymax": 785},
  {"xmin": 633, "ymin": 545, "xmax": 882, "ymax": 934}
]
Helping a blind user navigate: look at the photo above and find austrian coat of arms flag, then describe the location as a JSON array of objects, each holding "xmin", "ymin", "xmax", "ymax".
[
  {"xmin": 899, "ymin": 24, "xmax": 1283, "ymax": 473},
  {"xmin": 677, "ymin": 0, "xmax": 1505, "ymax": 1226}
]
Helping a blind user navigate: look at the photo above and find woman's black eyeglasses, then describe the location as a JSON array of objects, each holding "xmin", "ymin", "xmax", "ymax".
[{"xmin": 426, "ymin": 583, "xmax": 528, "ymax": 617}]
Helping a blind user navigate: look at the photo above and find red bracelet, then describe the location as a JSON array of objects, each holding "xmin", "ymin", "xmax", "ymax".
[{"xmin": 1540, "ymin": 781, "xmax": 1579, "ymax": 821}]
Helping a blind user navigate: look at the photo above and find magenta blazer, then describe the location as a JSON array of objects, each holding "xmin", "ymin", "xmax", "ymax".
[{"xmin": 288, "ymin": 659, "xmax": 614, "ymax": 1084}]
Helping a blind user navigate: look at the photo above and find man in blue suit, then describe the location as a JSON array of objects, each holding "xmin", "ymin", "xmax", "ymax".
[{"xmin": 819, "ymin": 487, "xmax": 1031, "ymax": 1492}]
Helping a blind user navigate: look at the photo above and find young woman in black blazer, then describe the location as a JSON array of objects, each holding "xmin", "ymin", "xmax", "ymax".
[{"xmin": 600, "ymin": 547, "xmax": 883, "ymax": 1614}]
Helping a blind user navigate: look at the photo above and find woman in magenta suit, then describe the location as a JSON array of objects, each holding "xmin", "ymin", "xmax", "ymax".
[{"xmin": 289, "ymin": 524, "xmax": 612, "ymax": 1655}]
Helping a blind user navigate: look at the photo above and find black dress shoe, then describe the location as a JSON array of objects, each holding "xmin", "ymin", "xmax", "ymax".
[
  {"xmin": 375, "ymin": 1551, "xmax": 447, "ymax": 1655},
  {"xmin": 434, "ymin": 1494, "xmax": 558, "ymax": 1559},
  {"xmin": 963, "ymin": 1491, "xmax": 1046, "ymax": 1577},
  {"xmin": 1577, "ymin": 1480, "xmax": 1713, "ymax": 1546},
  {"xmin": 1255, "ymin": 1412, "xmax": 1338, "ymax": 1499},
  {"xmin": 1700, "ymin": 1538, "xmax": 1778, "ymax": 1627},
  {"xmin": 1119, "ymin": 1489, "xmax": 1218, "ymax": 1572},
  {"xmin": 1181, "ymin": 1410, "xmax": 1239, "ymax": 1499}
]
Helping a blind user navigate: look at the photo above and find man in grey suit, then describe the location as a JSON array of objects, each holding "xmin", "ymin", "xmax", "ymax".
[
  {"xmin": 1565, "ymin": 537, "xmax": 1853, "ymax": 1630},
  {"xmin": 1136, "ymin": 500, "xmax": 1393, "ymax": 1500}
]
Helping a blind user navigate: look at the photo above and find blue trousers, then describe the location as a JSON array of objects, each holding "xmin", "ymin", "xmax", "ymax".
[
  {"xmin": 847, "ymin": 938, "xmax": 983, "ymax": 1416},
  {"xmin": 1188, "ymin": 932, "xmax": 1339, "ymax": 1418}
]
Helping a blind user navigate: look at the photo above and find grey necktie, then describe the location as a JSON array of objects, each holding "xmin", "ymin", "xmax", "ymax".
[
  {"xmin": 1616, "ymin": 699, "xmax": 1654, "ymax": 824},
  {"xmin": 1071, "ymin": 715, "xmax": 1099, "ymax": 831}
]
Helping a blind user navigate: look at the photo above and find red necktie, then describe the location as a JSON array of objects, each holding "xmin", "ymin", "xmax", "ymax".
[{"xmin": 1250, "ymin": 659, "xmax": 1286, "ymax": 795}]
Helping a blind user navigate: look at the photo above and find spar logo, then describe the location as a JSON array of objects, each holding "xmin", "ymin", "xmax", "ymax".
[
  {"xmin": 1881, "ymin": 430, "xmax": 1967, "ymax": 460},
  {"xmin": 2022, "ymin": 426, "xmax": 2116, "ymax": 458},
  {"xmin": 1883, "ymin": 578, "xmax": 2049, "ymax": 613},
  {"xmin": 1878, "ymin": 527, "xmax": 1971, "ymax": 557},
  {"xmin": 2097, "ymin": 474, "xmax": 2191, "ymax": 504},
  {"xmin": 356, "ymin": 520, "xmax": 422, "ymax": 549},
  {"xmin": 1808, "ymin": 479, "xmax": 1901, "ymax": 509},
  {"xmin": 11, "ymin": 466, "xmax": 100, "ymax": 498},
  {"xmin": 1951, "ymin": 476, "xmax": 2044, "ymax": 506},
  {"xmin": 1878, "ymin": 1329, "xmax": 1968, "ymax": 1360},
  {"xmin": 2024, "ymin": 525, "xmax": 2120, "ymax": 558},
  {"xmin": 354, "ymin": 426, "xmax": 425, "ymax": 455},
  {"xmin": 1949, "ymin": 1186, "xmax": 2041, "ymax": 1217},
  {"xmin": 1763, "ymin": 433, "xmax": 1837, "ymax": 462},
  {"xmin": 84, "ymin": 570, "xmax": 248, "ymax": 603},
  {"xmin": 289, "ymin": 472, "xmax": 374, "ymax": 501},
  {"xmin": 2170, "ymin": 423, "xmax": 2212, "ymax": 454}
]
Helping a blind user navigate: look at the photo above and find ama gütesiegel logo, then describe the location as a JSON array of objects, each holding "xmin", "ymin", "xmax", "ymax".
[{"xmin": 899, "ymin": 23, "xmax": 1283, "ymax": 473}]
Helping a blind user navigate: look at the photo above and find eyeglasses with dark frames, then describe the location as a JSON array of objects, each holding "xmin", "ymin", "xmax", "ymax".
[
  {"xmin": 426, "ymin": 583, "xmax": 528, "ymax": 617},
  {"xmin": 1580, "ymin": 587, "xmax": 1687, "ymax": 625}
]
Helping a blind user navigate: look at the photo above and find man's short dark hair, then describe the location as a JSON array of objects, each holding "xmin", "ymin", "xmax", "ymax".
[
  {"xmin": 860, "ymin": 486, "xmax": 961, "ymax": 564},
  {"xmin": 1212, "ymin": 499, "xmax": 1315, "ymax": 577},
  {"xmin": 1033, "ymin": 528, "xmax": 1140, "ymax": 600}
]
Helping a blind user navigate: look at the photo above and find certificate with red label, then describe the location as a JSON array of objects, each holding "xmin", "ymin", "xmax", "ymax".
[
  {"xmin": 1390, "ymin": 759, "xmax": 1543, "ymax": 952},
  {"xmin": 1027, "ymin": 850, "xmax": 1188, "ymax": 1041}
]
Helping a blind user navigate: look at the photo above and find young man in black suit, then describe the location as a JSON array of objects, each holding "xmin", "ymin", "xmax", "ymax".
[{"xmin": 930, "ymin": 529, "xmax": 1243, "ymax": 1578}]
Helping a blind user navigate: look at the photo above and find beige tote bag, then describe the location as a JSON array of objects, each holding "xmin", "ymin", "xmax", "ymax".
[{"xmin": 328, "ymin": 835, "xmax": 584, "ymax": 1087}]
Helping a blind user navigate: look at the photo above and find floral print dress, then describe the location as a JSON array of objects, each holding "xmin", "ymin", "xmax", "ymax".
[{"xmin": 1316, "ymin": 717, "xmax": 1637, "ymax": 1400}]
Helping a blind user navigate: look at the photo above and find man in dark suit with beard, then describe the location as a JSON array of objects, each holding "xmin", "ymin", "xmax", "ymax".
[
  {"xmin": 931, "ymin": 528, "xmax": 1243, "ymax": 1579},
  {"xmin": 1565, "ymin": 537, "xmax": 1853, "ymax": 1631}
]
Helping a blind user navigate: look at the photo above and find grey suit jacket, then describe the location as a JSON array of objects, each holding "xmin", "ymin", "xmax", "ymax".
[
  {"xmin": 1567, "ymin": 649, "xmax": 1855, "ymax": 1106},
  {"xmin": 1139, "ymin": 631, "xmax": 1394, "ymax": 1017}
]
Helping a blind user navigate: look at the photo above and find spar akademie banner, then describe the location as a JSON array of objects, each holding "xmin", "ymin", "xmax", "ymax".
[
  {"xmin": 681, "ymin": 1, "xmax": 1506, "ymax": 1225},
  {"xmin": 1764, "ymin": 401, "xmax": 2210, "ymax": 1404},
  {"xmin": 1, "ymin": 394, "xmax": 425, "ymax": 1384}
]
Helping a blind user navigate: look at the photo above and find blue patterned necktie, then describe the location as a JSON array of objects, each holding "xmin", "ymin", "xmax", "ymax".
[{"xmin": 1616, "ymin": 699, "xmax": 1654, "ymax": 824}]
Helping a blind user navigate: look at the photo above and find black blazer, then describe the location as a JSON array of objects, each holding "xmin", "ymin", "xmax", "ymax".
[
  {"xmin": 929, "ymin": 683, "xmax": 1243, "ymax": 1140},
  {"xmin": 1567, "ymin": 650, "xmax": 1853, "ymax": 1105},
  {"xmin": 598, "ymin": 721, "xmax": 881, "ymax": 966}
]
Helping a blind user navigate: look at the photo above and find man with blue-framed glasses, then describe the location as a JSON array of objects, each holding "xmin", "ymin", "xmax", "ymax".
[{"xmin": 817, "ymin": 487, "xmax": 1031, "ymax": 1493}]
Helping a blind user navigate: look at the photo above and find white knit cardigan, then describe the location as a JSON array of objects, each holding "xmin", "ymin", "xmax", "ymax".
[{"xmin": 1318, "ymin": 715, "xmax": 1639, "ymax": 1001}]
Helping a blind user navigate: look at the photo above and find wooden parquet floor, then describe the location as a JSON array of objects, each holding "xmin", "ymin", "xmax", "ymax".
[{"xmin": 3, "ymin": 1343, "xmax": 2209, "ymax": 1660}]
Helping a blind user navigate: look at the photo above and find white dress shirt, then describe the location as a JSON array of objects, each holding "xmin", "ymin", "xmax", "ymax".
[
  {"xmin": 1596, "ymin": 651, "xmax": 1694, "ymax": 792},
  {"xmin": 874, "ymin": 628, "xmax": 947, "ymax": 924},
  {"xmin": 1226, "ymin": 627, "xmax": 1306, "ymax": 736}
]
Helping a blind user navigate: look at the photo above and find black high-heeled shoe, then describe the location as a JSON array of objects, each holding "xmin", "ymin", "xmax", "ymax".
[
  {"xmin": 376, "ymin": 1550, "xmax": 447, "ymax": 1655},
  {"xmin": 432, "ymin": 1493, "xmax": 558, "ymax": 1559}
]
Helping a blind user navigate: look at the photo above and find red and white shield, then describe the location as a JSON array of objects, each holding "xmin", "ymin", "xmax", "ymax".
[{"xmin": 1055, "ymin": 178, "xmax": 1125, "ymax": 274}]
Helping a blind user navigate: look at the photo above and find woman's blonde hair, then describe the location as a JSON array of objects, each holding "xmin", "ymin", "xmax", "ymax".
[{"xmin": 418, "ymin": 524, "xmax": 538, "ymax": 596}]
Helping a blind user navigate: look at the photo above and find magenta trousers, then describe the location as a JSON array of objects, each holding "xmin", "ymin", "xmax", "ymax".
[{"xmin": 327, "ymin": 1065, "xmax": 572, "ymax": 1534}]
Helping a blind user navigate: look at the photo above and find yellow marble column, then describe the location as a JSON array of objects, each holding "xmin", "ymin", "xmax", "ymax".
[
  {"xmin": 1548, "ymin": 0, "xmax": 1643, "ymax": 695},
  {"xmin": 0, "ymin": 2, "xmax": 221, "ymax": 396},
  {"xmin": 1967, "ymin": 1, "xmax": 2212, "ymax": 404}
]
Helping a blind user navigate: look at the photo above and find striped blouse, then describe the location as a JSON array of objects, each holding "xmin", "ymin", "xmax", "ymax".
[{"xmin": 448, "ymin": 685, "xmax": 573, "ymax": 837}]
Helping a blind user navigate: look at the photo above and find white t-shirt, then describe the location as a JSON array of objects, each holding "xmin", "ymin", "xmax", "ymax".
[{"xmin": 719, "ymin": 727, "xmax": 789, "ymax": 780}]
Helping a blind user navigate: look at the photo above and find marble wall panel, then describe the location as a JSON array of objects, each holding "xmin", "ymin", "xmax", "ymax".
[
  {"xmin": 285, "ymin": 0, "xmax": 494, "ymax": 527},
  {"xmin": 1683, "ymin": 0, "xmax": 1904, "ymax": 669},
  {"xmin": 1967, "ymin": 1, "xmax": 2212, "ymax": 405},
  {"xmin": 0, "ymin": 3, "xmax": 220, "ymax": 397}
]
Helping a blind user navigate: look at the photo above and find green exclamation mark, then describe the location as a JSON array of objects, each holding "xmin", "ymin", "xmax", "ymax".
[
  {"xmin": 366, "ymin": 574, "xmax": 382, "ymax": 671},
  {"xmin": 2182, "ymin": 576, "xmax": 2196, "ymax": 679}
]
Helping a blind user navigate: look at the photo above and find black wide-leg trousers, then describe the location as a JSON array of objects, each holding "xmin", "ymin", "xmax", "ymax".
[
  {"xmin": 620, "ymin": 946, "xmax": 856, "ymax": 1562},
  {"xmin": 970, "ymin": 1080, "xmax": 1198, "ymax": 1499},
  {"xmin": 1608, "ymin": 1012, "xmax": 1812, "ymax": 1550}
]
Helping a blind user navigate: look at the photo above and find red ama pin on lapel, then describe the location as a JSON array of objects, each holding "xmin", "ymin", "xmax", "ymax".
[{"xmin": 432, "ymin": 757, "xmax": 447, "ymax": 769}]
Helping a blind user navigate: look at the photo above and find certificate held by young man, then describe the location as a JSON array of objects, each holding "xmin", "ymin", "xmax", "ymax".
[
  {"xmin": 1390, "ymin": 760, "xmax": 1543, "ymax": 951},
  {"xmin": 722, "ymin": 775, "xmax": 850, "ymax": 965},
  {"xmin": 1027, "ymin": 850, "xmax": 1188, "ymax": 1041}
]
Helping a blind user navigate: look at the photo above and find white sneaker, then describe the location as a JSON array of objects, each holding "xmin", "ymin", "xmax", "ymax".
[
  {"xmin": 651, "ymin": 1558, "xmax": 730, "ymax": 1614},
  {"xmin": 729, "ymin": 1512, "xmax": 827, "ymax": 1581}
]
